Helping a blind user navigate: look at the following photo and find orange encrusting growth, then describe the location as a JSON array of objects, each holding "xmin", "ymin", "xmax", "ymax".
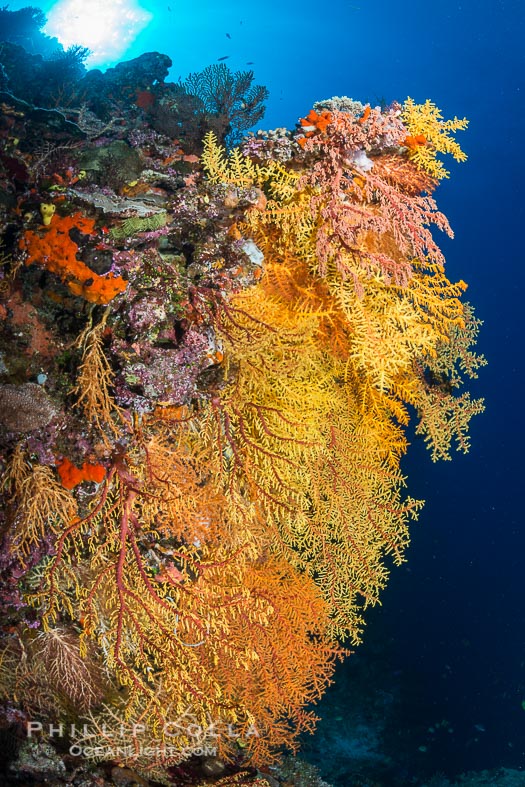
[
  {"xmin": 18, "ymin": 212, "xmax": 127, "ymax": 304},
  {"xmin": 403, "ymin": 133, "xmax": 427, "ymax": 150},
  {"xmin": 299, "ymin": 108, "xmax": 333, "ymax": 136},
  {"xmin": 358, "ymin": 105, "xmax": 371, "ymax": 123},
  {"xmin": 56, "ymin": 456, "xmax": 106, "ymax": 489}
]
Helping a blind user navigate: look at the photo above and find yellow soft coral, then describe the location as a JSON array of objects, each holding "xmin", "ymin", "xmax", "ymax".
[
  {"xmin": 402, "ymin": 97, "xmax": 468, "ymax": 179},
  {"xmin": 202, "ymin": 130, "xmax": 268, "ymax": 186}
]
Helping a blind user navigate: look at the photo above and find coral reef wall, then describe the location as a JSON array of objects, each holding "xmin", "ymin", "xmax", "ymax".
[{"xmin": 0, "ymin": 40, "xmax": 484, "ymax": 785}]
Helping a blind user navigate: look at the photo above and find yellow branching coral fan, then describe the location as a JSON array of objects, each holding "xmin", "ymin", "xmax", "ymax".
[
  {"xmin": 70, "ymin": 310, "xmax": 123, "ymax": 441},
  {"xmin": 401, "ymin": 97, "xmax": 469, "ymax": 179},
  {"xmin": 202, "ymin": 266, "xmax": 421, "ymax": 640},
  {"xmin": 201, "ymin": 110, "xmax": 484, "ymax": 637},
  {"xmin": 24, "ymin": 415, "xmax": 341, "ymax": 770},
  {"xmin": 2, "ymin": 444, "xmax": 77, "ymax": 558},
  {"xmin": 1, "ymin": 96, "xmax": 484, "ymax": 780},
  {"xmin": 202, "ymin": 130, "xmax": 270, "ymax": 187}
]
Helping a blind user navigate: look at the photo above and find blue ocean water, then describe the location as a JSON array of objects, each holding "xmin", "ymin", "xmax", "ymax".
[{"xmin": 3, "ymin": 0, "xmax": 524, "ymax": 781}]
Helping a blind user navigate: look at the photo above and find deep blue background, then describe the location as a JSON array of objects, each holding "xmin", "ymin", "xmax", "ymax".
[{"xmin": 5, "ymin": 0, "xmax": 525, "ymax": 776}]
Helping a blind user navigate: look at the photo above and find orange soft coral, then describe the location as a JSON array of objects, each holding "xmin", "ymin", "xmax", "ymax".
[
  {"xmin": 18, "ymin": 212, "xmax": 127, "ymax": 305},
  {"xmin": 57, "ymin": 456, "xmax": 106, "ymax": 489}
]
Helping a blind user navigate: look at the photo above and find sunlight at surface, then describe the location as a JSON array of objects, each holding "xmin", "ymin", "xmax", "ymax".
[{"xmin": 44, "ymin": 0, "xmax": 152, "ymax": 66}]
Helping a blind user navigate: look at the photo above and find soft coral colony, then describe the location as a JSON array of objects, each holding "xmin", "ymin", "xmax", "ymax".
[{"xmin": 0, "ymin": 49, "xmax": 485, "ymax": 784}]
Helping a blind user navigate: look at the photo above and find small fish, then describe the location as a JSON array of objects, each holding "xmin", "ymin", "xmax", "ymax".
[
  {"xmin": 246, "ymin": 61, "xmax": 254, "ymax": 65},
  {"xmin": 226, "ymin": 33, "xmax": 231, "ymax": 39},
  {"xmin": 217, "ymin": 56, "xmax": 230, "ymax": 61}
]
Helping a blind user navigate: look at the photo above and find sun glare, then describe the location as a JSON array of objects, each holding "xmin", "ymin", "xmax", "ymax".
[{"xmin": 44, "ymin": 0, "xmax": 152, "ymax": 67}]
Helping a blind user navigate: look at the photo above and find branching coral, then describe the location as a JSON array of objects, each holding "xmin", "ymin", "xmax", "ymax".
[
  {"xmin": 25, "ymin": 415, "xmax": 342, "ymax": 768},
  {"xmin": 198, "ymin": 254, "xmax": 422, "ymax": 640},
  {"xmin": 181, "ymin": 64, "xmax": 269, "ymax": 147},
  {"xmin": 201, "ymin": 101, "xmax": 484, "ymax": 637},
  {"xmin": 0, "ymin": 627, "xmax": 105, "ymax": 716},
  {"xmin": 202, "ymin": 131, "xmax": 269, "ymax": 187},
  {"xmin": 70, "ymin": 313, "xmax": 123, "ymax": 438},
  {"xmin": 401, "ymin": 97, "xmax": 468, "ymax": 179},
  {"xmin": 2, "ymin": 444, "xmax": 78, "ymax": 557}
]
